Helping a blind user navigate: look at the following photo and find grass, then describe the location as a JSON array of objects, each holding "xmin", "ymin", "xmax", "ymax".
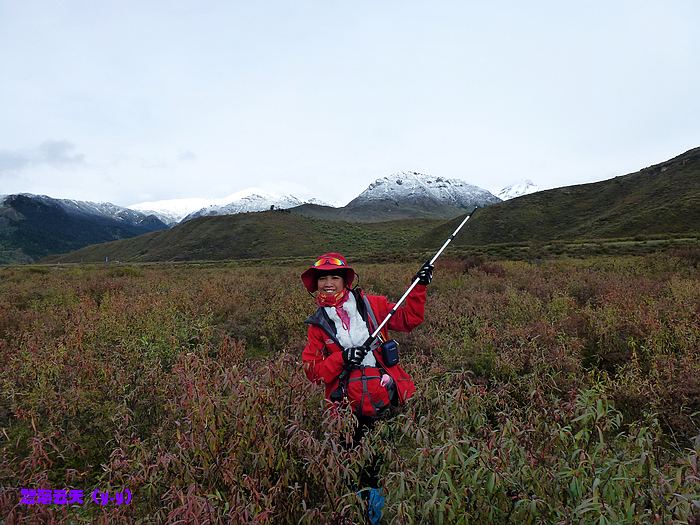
[{"xmin": 0, "ymin": 253, "xmax": 699, "ymax": 523}]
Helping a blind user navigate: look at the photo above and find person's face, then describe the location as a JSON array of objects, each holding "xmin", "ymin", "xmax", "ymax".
[{"xmin": 317, "ymin": 274, "xmax": 345, "ymax": 294}]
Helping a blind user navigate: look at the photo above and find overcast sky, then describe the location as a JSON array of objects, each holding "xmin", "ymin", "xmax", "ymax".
[{"xmin": 1, "ymin": 1, "xmax": 698, "ymax": 207}]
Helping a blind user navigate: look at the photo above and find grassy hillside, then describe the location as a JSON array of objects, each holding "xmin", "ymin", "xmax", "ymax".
[
  {"xmin": 290, "ymin": 201, "xmax": 470, "ymax": 222},
  {"xmin": 44, "ymin": 210, "xmax": 444, "ymax": 263},
  {"xmin": 418, "ymin": 147, "xmax": 700, "ymax": 247}
]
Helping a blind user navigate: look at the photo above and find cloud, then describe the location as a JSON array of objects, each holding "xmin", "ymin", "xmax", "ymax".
[
  {"xmin": 0, "ymin": 140, "xmax": 85, "ymax": 173},
  {"xmin": 178, "ymin": 150, "xmax": 197, "ymax": 162},
  {"xmin": 0, "ymin": 150, "xmax": 27, "ymax": 172},
  {"xmin": 37, "ymin": 140, "xmax": 85, "ymax": 166}
]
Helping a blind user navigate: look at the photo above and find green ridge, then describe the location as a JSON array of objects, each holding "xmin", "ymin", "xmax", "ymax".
[
  {"xmin": 417, "ymin": 147, "xmax": 700, "ymax": 247},
  {"xmin": 44, "ymin": 212, "xmax": 444, "ymax": 263}
]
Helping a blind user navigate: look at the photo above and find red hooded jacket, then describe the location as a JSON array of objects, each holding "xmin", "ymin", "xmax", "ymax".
[{"xmin": 302, "ymin": 285, "xmax": 425, "ymax": 414}]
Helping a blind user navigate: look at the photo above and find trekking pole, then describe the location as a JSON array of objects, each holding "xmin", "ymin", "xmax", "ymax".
[
  {"xmin": 363, "ymin": 208, "xmax": 476, "ymax": 345},
  {"xmin": 331, "ymin": 208, "xmax": 477, "ymax": 401}
]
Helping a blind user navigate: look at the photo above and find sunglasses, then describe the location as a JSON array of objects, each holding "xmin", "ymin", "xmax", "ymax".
[{"xmin": 314, "ymin": 257, "xmax": 345, "ymax": 267}]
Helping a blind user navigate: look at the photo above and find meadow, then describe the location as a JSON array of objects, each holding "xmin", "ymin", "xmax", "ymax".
[{"xmin": 0, "ymin": 252, "xmax": 699, "ymax": 523}]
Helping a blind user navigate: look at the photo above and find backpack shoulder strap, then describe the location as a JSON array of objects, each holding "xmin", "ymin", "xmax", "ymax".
[
  {"xmin": 352, "ymin": 288, "xmax": 380, "ymax": 333},
  {"xmin": 351, "ymin": 288, "xmax": 382, "ymax": 350},
  {"xmin": 304, "ymin": 307, "xmax": 343, "ymax": 348}
]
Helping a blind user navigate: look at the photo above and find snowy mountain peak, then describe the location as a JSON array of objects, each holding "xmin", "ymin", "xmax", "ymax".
[
  {"xmin": 1, "ymin": 193, "xmax": 167, "ymax": 228},
  {"xmin": 129, "ymin": 189, "xmax": 335, "ymax": 225},
  {"xmin": 129, "ymin": 198, "xmax": 220, "ymax": 225},
  {"xmin": 497, "ymin": 179, "xmax": 540, "ymax": 200},
  {"xmin": 349, "ymin": 171, "xmax": 501, "ymax": 208},
  {"xmin": 182, "ymin": 190, "xmax": 308, "ymax": 222},
  {"xmin": 305, "ymin": 197, "xmax": 333, "ymax": 207}
]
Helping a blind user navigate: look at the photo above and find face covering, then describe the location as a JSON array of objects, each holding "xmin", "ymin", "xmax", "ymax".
[{"xmin": 316, "ymin": 288, "xmax": 351, "ymax": 330}]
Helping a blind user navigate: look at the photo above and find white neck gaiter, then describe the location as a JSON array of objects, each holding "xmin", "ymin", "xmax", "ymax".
[{"xmin": 324, "ymin": 292, "xmax": 377, "ymax": 367}]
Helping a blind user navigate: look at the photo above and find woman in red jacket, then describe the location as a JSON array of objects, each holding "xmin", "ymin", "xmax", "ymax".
[{"xmin": 300, "ymin": 252, "xmax": 433, "ymax": 523}]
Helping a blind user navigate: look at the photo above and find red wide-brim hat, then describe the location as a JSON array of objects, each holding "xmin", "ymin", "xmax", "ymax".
[{"xmin": 301, "ymin": 252, "xmax": 356, "ymax": 293}]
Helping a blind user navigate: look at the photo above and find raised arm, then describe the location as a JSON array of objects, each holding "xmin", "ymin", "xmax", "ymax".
[{"xmin": 384, "ymin": 284, "xmax": 427, "ymax": 332}]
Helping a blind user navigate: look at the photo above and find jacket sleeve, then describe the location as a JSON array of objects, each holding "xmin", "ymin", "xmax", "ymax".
[
  {"xmin": 384, "ymin": 283, "xmax": 427, "ymax": 332},
  {"xmin": 301, "ymin": 325, "xmax": 345, "ymax": 385}
]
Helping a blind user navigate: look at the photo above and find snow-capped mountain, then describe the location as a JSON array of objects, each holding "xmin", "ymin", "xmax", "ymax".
[
  {"xmin": 128, "ymin": 198, "xmax": 215, "ymax": 225},
  {"xmin": 305, "ymin": 197, "xmax": 333, "ymax": 207},
  {"xmin": 129, "ymin": 188, "xmax": 332, "ymax": 224},
  {"xmin": 183, "ymin": 190, "xmax": 304, "ymax": 222},
  {"xmin": 5, "ymin": 193, "xmax": 166, "ymax": 227},
  {"xmin": 497, "ymin": 179, "xmax": 540, "ymax": 200},
  {"xmin": 346, "ymin": 171, "xmax": 501, "ymax": 209}
]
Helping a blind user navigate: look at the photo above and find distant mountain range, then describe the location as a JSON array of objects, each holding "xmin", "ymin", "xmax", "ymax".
[
  {"xmin": 0, "ymin": 194, "xmax": 167, "ymax": 264},
  {"xmin": 42, "ymin": 147, "xmax": 700, "ymax": 264},
  {"xmin": 5, "ymin": 148, "xmax": 699, "ymax": 265},
  {"xmin": 1, "ymin": 172, "xmax": 499, "ymax": 263},
  {"xmin": 129, "ymin": 173, "xmax": 499, "ymax": 225}
]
